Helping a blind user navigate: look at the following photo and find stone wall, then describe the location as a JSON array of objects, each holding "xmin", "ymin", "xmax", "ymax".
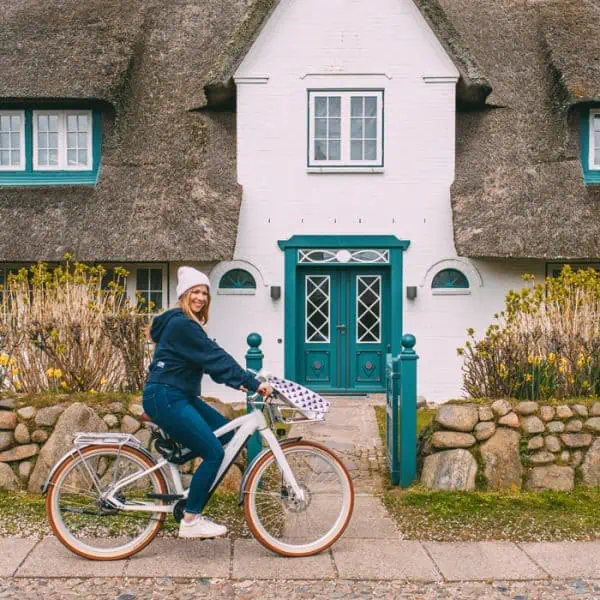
[
  {"xmin": 420, "ymin": 400, "xmax": 600, "ymax": 492},
  {"xmin": 0, "ymin": 395, "xmax": 238, "ymax": 493}
]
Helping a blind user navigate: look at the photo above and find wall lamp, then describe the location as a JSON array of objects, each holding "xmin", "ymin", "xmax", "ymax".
[
  {"xmin": 270, "ymin": 285, "xmax": 281, "ymax": 300},
  {"xmin": 406, "ymin": 286, "xmax": 417, "ymax": 300}
]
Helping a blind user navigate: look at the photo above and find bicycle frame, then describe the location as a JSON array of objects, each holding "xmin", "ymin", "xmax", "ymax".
[{"xmin": 101, "ymin": 406, "xmax": 305, "ymax": 513}]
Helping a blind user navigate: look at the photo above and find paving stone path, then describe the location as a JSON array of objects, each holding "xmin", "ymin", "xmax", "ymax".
[
  {"xmin": 2, "ymin": 396, "xmax": 600, "ymax": 598},
  {"xmin": 293, "ymin": 394, "xmax": 388, "ymax": 493}
]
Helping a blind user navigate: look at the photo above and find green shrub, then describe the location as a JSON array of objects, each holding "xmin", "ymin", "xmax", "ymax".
[{"xmin": 458, "ymin": 266, "xmax": 600, "ymax": 400}]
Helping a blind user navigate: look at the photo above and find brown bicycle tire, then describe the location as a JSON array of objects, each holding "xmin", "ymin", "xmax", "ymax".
[
  {"xmin": 46, "ymin": 444, "xmax": 168, "ymax": 561},
  {"xmin": 243, "ymin": 440, "xmax": 354, "ymax": 557}
]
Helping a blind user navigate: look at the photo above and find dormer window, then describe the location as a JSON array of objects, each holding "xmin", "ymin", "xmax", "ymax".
[
  {"xmin": 33, "ymin": 111, "xmax": 92, "ymax": 171},
  {"xmin": 307, "ymin": 90, "xmax": 384, "ymax": 170},
  {"xmin": 581, "ymin": 107, "xmax": 600, "ymax": 185},
  {"xmin": 0, "ymin": 106, "xmax": 101, "ymax": 186}
]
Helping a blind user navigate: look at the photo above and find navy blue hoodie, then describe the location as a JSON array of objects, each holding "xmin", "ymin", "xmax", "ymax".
[{"xmin": 146, "ymin": 308, "xmax": 261, "ymax": 397}]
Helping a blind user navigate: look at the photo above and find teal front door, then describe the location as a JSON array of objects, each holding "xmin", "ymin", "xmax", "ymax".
[{"xmin": 297, "ymin": 267, "xmax": 389, "ymax": 392}]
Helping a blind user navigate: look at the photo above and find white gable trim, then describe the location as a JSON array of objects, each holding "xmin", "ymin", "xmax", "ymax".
[
  {"xmin": 405, "ymin": 0, "xmax": 459, "ymax": 79},
  {"xmin": 234, "ymin": 76, "xmax": 270, "ymax": 85},
  {"xmin": 423, "ymin": 76, "xmax": 459, "ymax": 84}
]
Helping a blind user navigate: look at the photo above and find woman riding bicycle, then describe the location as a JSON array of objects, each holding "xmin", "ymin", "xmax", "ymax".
[{"xmin": 142, "ymin": 266, "xmax": 273, "ymax": 539}]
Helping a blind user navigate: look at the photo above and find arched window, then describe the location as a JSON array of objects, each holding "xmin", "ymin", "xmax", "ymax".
[
  {"xmin": 219, "ymin": 269, "xmax": 256, "ymax": 290},
  {"xmin": 432, "ymin": 268, "xmax": 469, "ymax": 289}
]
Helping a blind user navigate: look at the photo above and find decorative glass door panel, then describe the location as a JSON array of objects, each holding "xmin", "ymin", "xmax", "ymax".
[
  {"xmin": 298, "ymin": 268, "xmax": 388, "ymax": 392},
  {"xmin": 356, "ymin": 275, "xmax": 381, "ymax": 343},
  {"xmin": 305, "ymin": 275, "xmax": 330, "ymax": 343}
]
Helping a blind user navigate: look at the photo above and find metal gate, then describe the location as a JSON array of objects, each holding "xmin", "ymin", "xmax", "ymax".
[{"xmin": 385, "ymin": 334, "xmax": 419, "ymax": 487}]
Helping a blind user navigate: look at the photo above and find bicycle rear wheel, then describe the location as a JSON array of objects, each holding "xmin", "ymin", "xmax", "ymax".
[
  {"xmin": 243, "ymin": 441, "xmax": 354, "ymax": 556},
  {"xmin": 46, "ymin": 445, "xmax": 168, "ymax": 560}
]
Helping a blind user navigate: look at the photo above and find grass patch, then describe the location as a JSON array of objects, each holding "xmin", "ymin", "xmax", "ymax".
[
  {"xmin": 383, "ymin": 486, "xmax": 600, "ymax": 542},
  {"xmin": 373, "ymin": 405, "xmax": 436, "ymax": 442},
  {"xmin": 0, "ymin": 489, "xmax": 250, "ymax": 538}
]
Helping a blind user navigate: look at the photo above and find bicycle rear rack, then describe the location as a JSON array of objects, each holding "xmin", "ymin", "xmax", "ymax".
[{"xmin": 73, "ymin": 432, "xmax": 143, "ymax": 448}]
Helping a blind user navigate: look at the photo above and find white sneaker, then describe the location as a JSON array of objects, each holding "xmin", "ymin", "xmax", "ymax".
[{"xmin": 178, "ymin": 515, "xmax": 228, "ymax": 539}]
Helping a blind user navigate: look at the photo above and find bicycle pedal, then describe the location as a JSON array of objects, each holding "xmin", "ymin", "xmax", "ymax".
[{"xmin": 146, "ymin": 493, "xmax": 185, "ymax": 501}]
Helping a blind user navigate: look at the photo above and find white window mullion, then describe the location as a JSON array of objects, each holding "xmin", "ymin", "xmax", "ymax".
[
  {"xmin": 341, "ymin": 97, "xmax": 349, "ymax": 164},
  {"xmin": 59, "ymin": 112, "xmax": 67, "ymax": 172},
  {"xmin": 377, "ymin": 95, "xmax": 383, "ymax": 164}
]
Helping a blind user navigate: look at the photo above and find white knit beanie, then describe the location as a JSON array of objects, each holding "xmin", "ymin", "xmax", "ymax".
[{"xmin": 176, "ymin": 266, "xmax": 211, "ymax": 299}]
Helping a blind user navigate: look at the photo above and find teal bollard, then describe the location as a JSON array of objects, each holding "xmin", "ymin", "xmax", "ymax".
[
  {"xmin": 398, "ymin": 334, "xmax": 418, "ymax": 487},
  {"xmin": 245, "ymin": 333, "xmax": 263, "ymax": 463}
]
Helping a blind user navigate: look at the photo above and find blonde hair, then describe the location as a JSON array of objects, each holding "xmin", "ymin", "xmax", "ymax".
[{"xmin": 178, "ymin": 285, "xmax": 211, "ymax": 326}]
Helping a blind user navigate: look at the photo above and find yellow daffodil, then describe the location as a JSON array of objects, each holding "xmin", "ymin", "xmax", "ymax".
[{"xmin": 100, "ymin": 377, "xmax": 108, "ymax": 386}]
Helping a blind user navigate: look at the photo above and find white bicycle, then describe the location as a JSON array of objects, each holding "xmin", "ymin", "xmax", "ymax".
[{"xmin": 42, "ymin": 384, "xmax": 354, "ymax": 560}]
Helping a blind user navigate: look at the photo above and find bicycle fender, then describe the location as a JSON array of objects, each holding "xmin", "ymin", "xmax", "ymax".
[
  {"xmin": 238, "ymin": 436, "xmax": 303, "ymax": 505},
  {"xmin": 40, "ymin": 442, "xmax": 159, "ymax": 495}
]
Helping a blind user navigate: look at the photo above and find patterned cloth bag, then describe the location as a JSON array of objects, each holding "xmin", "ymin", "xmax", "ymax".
[{"xmin": 265, "ymin": 375, "xmax": 330, "ymax": 420}]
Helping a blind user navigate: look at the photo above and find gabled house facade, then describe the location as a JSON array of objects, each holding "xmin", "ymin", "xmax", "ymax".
[{"xmin": 2, "ymin": 0, "xmax": 600, "ymax": 403}]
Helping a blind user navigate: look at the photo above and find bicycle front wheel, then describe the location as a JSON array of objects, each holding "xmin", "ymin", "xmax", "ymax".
[
  {"xmin": 243, "ymin": 441, "xmax": 354, "ymax": 556},
  {"xmin": 46, "ymin": 445, "xmax": 168, "ymax": 560}
]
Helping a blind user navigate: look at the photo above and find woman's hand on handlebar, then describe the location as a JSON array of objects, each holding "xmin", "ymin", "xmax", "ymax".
[{"xmin": 257, "ymin": 382, "xmax": 273, "ymax": 398}]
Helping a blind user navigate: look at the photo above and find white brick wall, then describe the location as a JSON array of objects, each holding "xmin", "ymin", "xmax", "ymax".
[{"xmin": 186, "ymin": 0, "xmax": 546, "ymax": 403}]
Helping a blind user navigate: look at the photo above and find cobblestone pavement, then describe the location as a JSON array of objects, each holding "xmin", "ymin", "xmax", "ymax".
[
  {"xmin": 2, "ymin": 577, "xmax": 600, "ymax": 599},
  {"xmin": 293, "ymin": 395, "xmax": 387, "ymax": 493}
]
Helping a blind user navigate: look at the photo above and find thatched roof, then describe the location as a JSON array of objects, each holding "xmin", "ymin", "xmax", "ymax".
[
  {"xmin": 4, "ymin": 0, "xmax": 591, "ymax": 261},
  {"xmin": 0, "ymin": 0, "xmax": 277, "ymax": 262},
  {"xmin": 449, "ymin": 0, "xmax": 600, "ymax": 259}
]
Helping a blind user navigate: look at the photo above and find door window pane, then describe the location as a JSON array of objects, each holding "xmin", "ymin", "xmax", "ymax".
[
  {"xmin": 306, "ymin": 276, "xmax": 330, "ymax": 343},
  {"xmin": 357, "ymin": 276, "xmax": 381, "ymax": 343}
]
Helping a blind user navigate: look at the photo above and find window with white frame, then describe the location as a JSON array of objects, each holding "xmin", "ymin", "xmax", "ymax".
[
  {"xmin": 33, "ymin": 110, "xmax": 93, "ymax": 171},
  {"xmin": 589, "ymin": 109, "xmax": 600, "ymax": 170},
  {"xmin": 135, "ymin": 267, "xmax": 164, "ymax": 312},
  {"xmin": 308, "ymin": 90, "xmax": 384, "ymax": 168},
  {"xmin": 0, "ymin": 111, "xmax": 25, "ymax": 171}
]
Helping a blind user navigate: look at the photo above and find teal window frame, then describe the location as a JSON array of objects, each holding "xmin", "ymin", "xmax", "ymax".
[
  {"xmin": 0, "ymin": 106, "xmax": 102, "ymax": 186},
  {"xmin": 431, "ymin": 268, "xmax": 469, "ymax": 289},
  {"xmin": 580, "ymin": 106, "xmax": 600, "ymax": 185}
]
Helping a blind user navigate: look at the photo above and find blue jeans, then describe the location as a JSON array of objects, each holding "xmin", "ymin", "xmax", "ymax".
[{"xmin": 142, "ymin": 383, "xmax": 234, "ymax": 514}]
